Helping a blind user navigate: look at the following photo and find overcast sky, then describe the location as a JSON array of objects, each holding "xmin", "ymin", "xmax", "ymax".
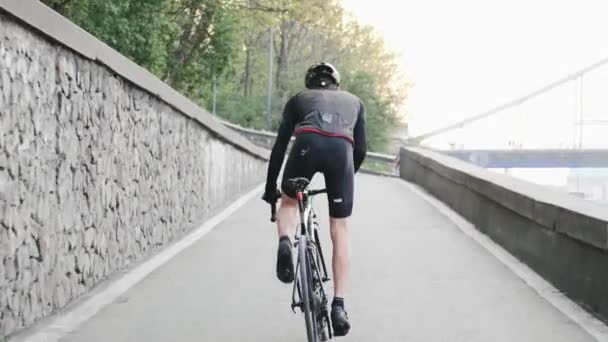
[{"xmin": 342, "ymin": 0, "xmax": 608, "ymax": 148}]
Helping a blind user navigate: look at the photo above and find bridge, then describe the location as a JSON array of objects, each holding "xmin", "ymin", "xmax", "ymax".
[
  {"xmin": 1, "ymin": 2, "xmax": 608, "ymax": 342},
  {"xmin": 402, "ymin": 52, "xmax": 608, "ymax": 169},
  {"xmin": 439, "ymin": 149, "xmax": 608, "ymax": 168}
]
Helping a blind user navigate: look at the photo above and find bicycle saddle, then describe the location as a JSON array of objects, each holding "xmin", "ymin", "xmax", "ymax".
[{"xmin": 285, "ymin": 177, "xmax": 310, "ymax": 193}]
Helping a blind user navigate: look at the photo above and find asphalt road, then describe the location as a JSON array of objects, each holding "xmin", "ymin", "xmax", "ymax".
[{"xmin": 60, "ymin": 174, "xmax": 595, "ymax": 342}]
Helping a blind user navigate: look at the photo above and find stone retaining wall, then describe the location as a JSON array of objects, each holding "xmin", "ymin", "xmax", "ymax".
[{"xmin": 0, "ymin": 4, "xmax": 267, "ymax": 337}]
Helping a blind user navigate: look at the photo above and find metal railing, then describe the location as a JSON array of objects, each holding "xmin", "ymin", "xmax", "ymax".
[{"xmin": 222, "ymin": 120, "xmax": 399, "ymax": 176}]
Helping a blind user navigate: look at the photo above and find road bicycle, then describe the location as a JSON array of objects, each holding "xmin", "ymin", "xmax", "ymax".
[{"xmin": 271, "ymin": 177, "xmax": 333, "ymax": 342}]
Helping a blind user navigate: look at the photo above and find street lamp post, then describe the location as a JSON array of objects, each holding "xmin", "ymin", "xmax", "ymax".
[{"xmin": 266, "ymin": 27, "xmax": 274, "ymax": 131}]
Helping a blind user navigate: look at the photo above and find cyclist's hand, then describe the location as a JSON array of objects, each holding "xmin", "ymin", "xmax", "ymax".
[{"xmin": 262, "ymin": 188, "xmax": 281, "ymax": 204}]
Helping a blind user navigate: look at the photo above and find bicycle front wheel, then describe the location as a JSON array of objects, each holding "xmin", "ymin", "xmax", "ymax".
[{"xmin": 299, "ymin": 236, "xmax": 319, "ymax": 342}]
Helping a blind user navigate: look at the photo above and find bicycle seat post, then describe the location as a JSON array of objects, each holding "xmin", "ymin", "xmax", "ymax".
[{"xmin": 296, "ymin": 191, "xmax": 307, "ymax": 236}]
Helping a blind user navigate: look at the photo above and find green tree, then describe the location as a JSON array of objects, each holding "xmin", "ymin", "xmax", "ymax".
[
  {"xmin": 43, "ymin": 0, "xmax": 242, "ymax": 101},
  {"xmin": 163, "ymin": 0, "xmax": 240, "ymax": 96},
  {"xmin": 43, "ymin": 0, "xmax": 409, "ymax": 152},
  {"xmin": 45, "ymin": 0, "xmax": 176, "ymax": 76}
]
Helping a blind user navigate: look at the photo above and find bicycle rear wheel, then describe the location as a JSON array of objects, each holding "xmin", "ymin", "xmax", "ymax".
[{"xmin": 299, "ymin": 236, "xmax": 319, "ymax": 342}]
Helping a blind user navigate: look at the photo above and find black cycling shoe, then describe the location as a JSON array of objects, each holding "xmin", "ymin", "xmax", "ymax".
[
  {"xmin": 276, "ymin": 238, "xmax": 294, "ymax": 284},
  {"xmin": 331, "ymin": 305, "xmax": 351, "ymax": 336}
]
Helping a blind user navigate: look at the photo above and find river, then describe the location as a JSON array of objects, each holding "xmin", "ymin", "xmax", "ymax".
[{"xmin": 488, "ymin": 167, "xmax": 608, "ymax": 204}]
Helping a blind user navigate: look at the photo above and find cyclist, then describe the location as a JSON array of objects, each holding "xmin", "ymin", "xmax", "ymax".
[{"xmin": 262, "ymin": 62, "xmax": 367, "ymax": 337}]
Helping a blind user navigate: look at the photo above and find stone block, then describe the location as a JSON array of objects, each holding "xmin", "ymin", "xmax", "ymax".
[
  {"xmin": 16, "ymin": 246, "xmax": 30, "ymax": 270},
  {"xmin": 83, "ymin": 228, "xmax": 95, "ymax": 249},
  {"xmin": 0, "ymin": 313, "xmax": 17, "ymax": 337},
  {"xmin": 18, "ymin": 269, "xmax": 32, "ymax": 293},
  {"xmin": 76, "ymin": 250, "xmax": 90, "ymax": 276}
]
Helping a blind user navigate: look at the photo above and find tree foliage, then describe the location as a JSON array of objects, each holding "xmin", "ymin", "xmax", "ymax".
[{"xmin": 43, "ymin": 0, "xmax": 409, "ymax": 152}]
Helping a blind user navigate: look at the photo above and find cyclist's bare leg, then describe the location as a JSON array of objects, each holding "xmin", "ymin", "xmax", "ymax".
[
  {"xmin": 277, "ymin": 194, "xmax": 298, "ymax": 240},
  {"xmin": 275, "ymin": 194, "xmax": 299, "ymax": 284},
  {"xmin": 329, "ymin": 217, "xmax": 350, "ymax": 298}
]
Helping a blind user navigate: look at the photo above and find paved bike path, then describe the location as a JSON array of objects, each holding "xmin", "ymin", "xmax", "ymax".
[{"xmin": 60, "ymin": 174, "xmax": 595, "ymax": 341}]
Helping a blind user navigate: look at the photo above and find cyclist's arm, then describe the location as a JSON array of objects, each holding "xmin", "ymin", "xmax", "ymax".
[
  {"xmin": 265, "ymin": 97, "xmax": 298, "ymax": 192},
  {"xmin": 353, "ymin": 101, "xmax": 368, "ymax": 173}
]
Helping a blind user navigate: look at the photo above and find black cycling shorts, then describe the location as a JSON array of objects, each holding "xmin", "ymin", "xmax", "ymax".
[{"xmin": 281, "ymin": 132, "xmax": 354, "ymax": 218}]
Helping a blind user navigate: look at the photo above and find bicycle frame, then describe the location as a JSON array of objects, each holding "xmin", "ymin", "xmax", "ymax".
[{"xmin": 290, "ymin": 187, "xmax": 332, "ymax": 341}]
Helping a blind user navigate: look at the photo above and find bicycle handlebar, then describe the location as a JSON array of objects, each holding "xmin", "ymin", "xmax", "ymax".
[
  {"xmin": 270, "ymin": 202, "xmax": 277, "ymax": 222},
  {"xmin": 308, "ymin": 189, "xmax": 327, "ymax": 196}
]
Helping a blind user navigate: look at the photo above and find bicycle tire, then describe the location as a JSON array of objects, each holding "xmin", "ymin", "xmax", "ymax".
[
  {"xmin": 299, "ymin": 236, "xmax": 319, "ymax": 342},
  {"xmin": 311, "ymin": 251, "xmax": 332, "ymax": 340},
  {"xmin": 313, "ymin": 228, "xmax": 329, "ymax": 280}
]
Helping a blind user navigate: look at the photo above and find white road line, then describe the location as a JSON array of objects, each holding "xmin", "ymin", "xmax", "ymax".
[
  {"xmin": 396, "ymin": 179, "xmax": 608, "ymax": 342},
  {"xmin": 11, "ymin": 184, "xmax": 264, "ymax": 342}
]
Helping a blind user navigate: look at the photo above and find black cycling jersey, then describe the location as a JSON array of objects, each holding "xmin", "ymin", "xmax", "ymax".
[
  {"xmin": 265, "ymin": 87, "xmax": 367, "ymax": 218},
  {"xmin": 266, "ymin": 88, "xmax": 367, "ymax": 193},
  {"xmin": 292, "ymin": 88, "xmax": 362, "ymax": 142}
]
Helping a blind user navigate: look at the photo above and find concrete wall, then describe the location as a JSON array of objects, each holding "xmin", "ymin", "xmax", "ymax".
[
  {"xmin": 400, "ymin": 147, "xmax": 608, "ymax": 322},
  {"xmin": 0, "ymin": 2, "xmax": 267, "ymax": 337}
]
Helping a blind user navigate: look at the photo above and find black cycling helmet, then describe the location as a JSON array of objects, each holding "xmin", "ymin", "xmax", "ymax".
[{"xmin": 305, "ymin": 62, "xmax": 340, "ymax": 88}]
